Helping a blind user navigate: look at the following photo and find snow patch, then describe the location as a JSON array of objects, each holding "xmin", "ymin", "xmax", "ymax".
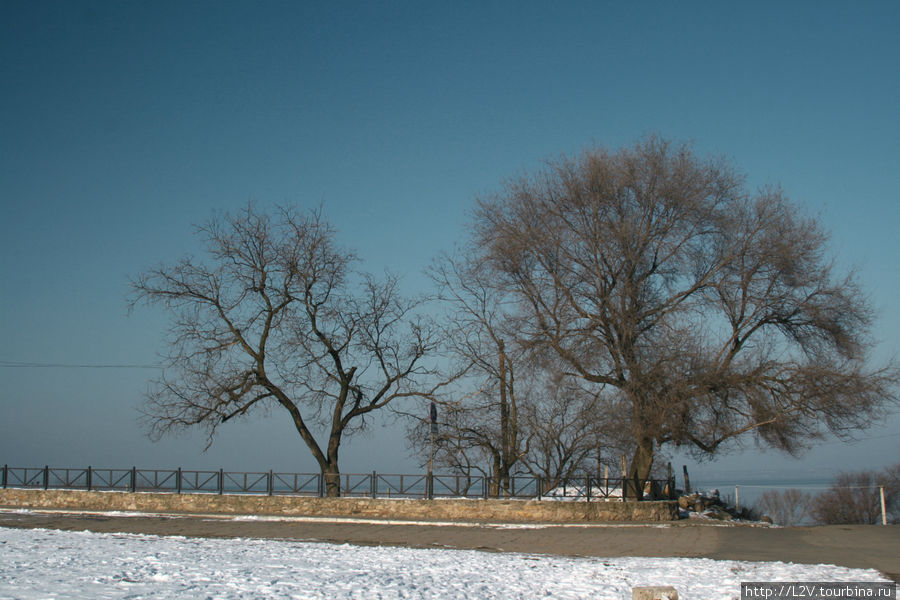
[{"xmin": 0, "ymin": 527, "xmax": 888, "ymax": 599}]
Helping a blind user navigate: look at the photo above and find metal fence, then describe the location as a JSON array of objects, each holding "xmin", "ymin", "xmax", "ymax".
[{"xmin": 0, "ymin": 464, "xmax": 676, "ymax": 501}]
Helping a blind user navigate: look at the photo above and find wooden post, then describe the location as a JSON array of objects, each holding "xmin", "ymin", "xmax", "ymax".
[
  {"xmin": 682, "ymin": 465, "xmax": 692, "ymax": 494},
  {"xmin": 43, "ymin": 465, "xmax": 49, "ymax": 490},
  {"xmin": 176, "ymin": 467, "xmax": 182, "ymax": 494},
  {"xmin": 371, "ymin": 471, "xmax": 377, "ymax": 499},
  {"xmin": 596, "ymin": 442, "xmax": 604, "ymax": 483},
  {"xmin": 131, "ymin": 467, "xmax": 137, "ymax": 493},
  {"xmin": 666, "ymin": 463, "xmax": 673, "ymax": 499},
  {"xmin": 2, "ymin": 465, "xmax": 6, "ymax": 489},
  {"xmin": 218, "ymin": 469, "xmax": 224, "ymax": 495},
  {"xmin": 427, "ymin": 428, "xmax": 435, "ymax": 500},
  {"xmin": 86, "ymin": 466, "xmax": 92, "ymax": 492},
  {"xmin": 735, "ymin": 486, "xmax": 740, "ymax": 513},
  {"xmin": 881, "ymin": 487, "xmax": 887, "ymax": 525},
  {"xmin": 621, "ymin": 455, "xmax": 628, "ymax": 500}
]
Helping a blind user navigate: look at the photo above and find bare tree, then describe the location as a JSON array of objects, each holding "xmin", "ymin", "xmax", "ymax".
[
  {"xmin": 408, "ymin": 402, "xmax": 490, "ymax": 492},
  {"xmin": 419, "ymin": 253, "xmax": 528, "ymax": 496},
  {"xmin": 810, "ymin": 465, "xmax": 899, "ymax": 524},
  {"xmin": 131, "ymin": 205, "xmax": 443, "ymax": 496},
  {"xmin": 472, "ymin": 136, "xmax": 899, "ymax": 498},
  {"xmin": 754, "ymin": 488, "xmax": 811, "ymax": 526},
  {"xmin": 519, "ymin": 376, "xmax": 602, "ymax": 490}
]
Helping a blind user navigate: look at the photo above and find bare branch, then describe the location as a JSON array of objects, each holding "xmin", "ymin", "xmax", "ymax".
[
  {"xmin": 132, "ymin": 204, "xmax": 443, "ymax": 495},
  {"xmin": 468, "ymin": 136, "xmax": 899, "ymax": 488}
]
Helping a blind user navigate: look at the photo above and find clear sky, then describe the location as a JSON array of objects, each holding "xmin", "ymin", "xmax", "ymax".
[{"xmin": 2, "ymin": 1, "xmax": 898, "ymax": 482}]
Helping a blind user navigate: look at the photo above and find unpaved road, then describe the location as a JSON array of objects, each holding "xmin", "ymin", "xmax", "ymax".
[{"xmin": 1, "ymin": 510, "xmax": 897, "ymax": 581}]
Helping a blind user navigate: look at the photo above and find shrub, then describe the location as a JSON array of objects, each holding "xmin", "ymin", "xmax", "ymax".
[
  {"xmin": 755, "ymin": 488, "xmax": 811, "ymax": 526},
  {"xmin": 809, "ymin": 464, "xmax": 899, "ymax": 525}
]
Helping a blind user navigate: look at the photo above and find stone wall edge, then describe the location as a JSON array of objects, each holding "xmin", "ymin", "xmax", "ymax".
[{"xmin": 0, "ymin": 488, "xmax": 678, "ymax": 522}]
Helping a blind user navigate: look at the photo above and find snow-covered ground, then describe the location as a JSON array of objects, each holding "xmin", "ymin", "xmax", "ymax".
[{"xmin": 0, "ymin": 527, "xmax": 889, "ymax": 599}]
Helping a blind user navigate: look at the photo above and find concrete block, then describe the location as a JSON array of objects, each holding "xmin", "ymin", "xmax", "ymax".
[{"xmin": 633, "ymin": 586, "xmax": 678, "ymax": 600}]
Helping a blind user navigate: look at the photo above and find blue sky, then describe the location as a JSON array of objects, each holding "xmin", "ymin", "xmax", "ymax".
[{"xmin": 2, "ymin": 1, "xmax": 898, "ymax": 482}]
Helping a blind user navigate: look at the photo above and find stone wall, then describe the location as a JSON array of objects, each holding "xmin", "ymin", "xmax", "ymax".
[{"xmin": 0, "ymin": 489, "xmax": 678, "ymax": 522}]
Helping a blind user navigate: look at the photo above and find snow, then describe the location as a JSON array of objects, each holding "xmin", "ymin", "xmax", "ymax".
[
  {"xmin": 541, "ymin": 484, "xmax": 630, "ymax": 501},
  {"xmin": 0, "ymin": 527, "xmax": 889, "ymax": 599}
]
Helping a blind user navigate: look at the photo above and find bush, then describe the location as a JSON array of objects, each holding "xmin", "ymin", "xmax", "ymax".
[
  {"xmin": 755, "ymin": 488, "xmax": 811, "ymax": 526},
  {"xmin": 809, "ymin": 464, "xmax": 899, "ymax": 525}
]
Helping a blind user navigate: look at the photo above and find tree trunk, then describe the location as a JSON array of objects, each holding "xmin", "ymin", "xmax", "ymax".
[
  {"xmin": 324, "ymin": 433, "xmax": 342, "ymax": 497},
  {"xmin": 496, "ymin": 339, "xmax": 513, "ymax": 497},
  {"xmin": 322, "ymin": 463, "xmax": 341, "ymax": 497},
  {"xmin": 626, "ymin": 437, "xmax": 654, "ymax": 501},
  {"xmin": 490, "ymin": 452, "xmax": 501, "ymax": 497}
]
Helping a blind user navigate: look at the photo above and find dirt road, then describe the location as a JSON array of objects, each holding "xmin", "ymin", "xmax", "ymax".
[{"xmin": 1, "ymin": 510, "xmax": 897, "ymax": 581}]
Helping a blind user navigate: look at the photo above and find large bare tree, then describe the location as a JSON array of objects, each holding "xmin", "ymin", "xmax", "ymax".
[
  {"xmin": 132, "ymin": 205, "xmax": 442, "ymax": 496},
  {"xmin": 472, "ymin": 137, "xmax": 898, "ymax": 498}
]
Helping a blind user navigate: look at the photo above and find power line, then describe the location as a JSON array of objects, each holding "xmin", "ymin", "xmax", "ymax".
[
  {"xmin": 0, "ymin": 360, "xmax": 161, "ymax": 369},
  {"xmin": 730, "ymin": 484, "xmax": 898, "ymax": 490},
  {"xmin": 820, "ymin": 431, "xmax": 900, "ymax": 444}
]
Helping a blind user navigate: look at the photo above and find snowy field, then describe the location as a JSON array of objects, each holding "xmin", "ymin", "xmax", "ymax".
[{"xmin": 0, "ymin": 527, "xmax": 891, "ymax": 599}]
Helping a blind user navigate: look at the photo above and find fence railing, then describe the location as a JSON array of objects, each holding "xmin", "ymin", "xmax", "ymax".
[{"xmin": 0, "ymin": 464, "xmax": 677, "ymax": 501}]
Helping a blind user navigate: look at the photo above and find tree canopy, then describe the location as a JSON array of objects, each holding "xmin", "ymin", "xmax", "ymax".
[
  {"xmin": 132, "ymin": 139, "xmax": 898, "ymax": 499},
  {"xmin": 469, "ymin": 136, "xmax": 898, "ymax": 494},
  {"xmin": 132, "ymin": 206, "xmax": 443, "ymax": 495}
]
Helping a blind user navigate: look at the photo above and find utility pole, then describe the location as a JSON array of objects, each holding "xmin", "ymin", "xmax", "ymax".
[{"xmin": 427, "ymin": 402, "xmax": 438, "ymax": 499}]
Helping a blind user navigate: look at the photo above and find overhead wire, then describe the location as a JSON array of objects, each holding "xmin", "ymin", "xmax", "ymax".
[{"xmin": 0, "ymin": 360, "xmax": 161, "ymax": 369}]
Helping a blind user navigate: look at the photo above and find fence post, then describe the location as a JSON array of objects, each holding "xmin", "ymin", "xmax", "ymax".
[
  {"xmin": 735, "ymin": 486, "xmax": 740, "ymax": 513},
  {"xmin": 317, "ymin": 473, "xmax": 324, "ymax": 498},
  {"xmin": 218, "ymin": 469, "xmax": 224, "ymax": 495},
  {"xmin": 2, "ymin": 465, "xmax": 6, "ymax": 489},
  {"xmin": 267, "ymin": 470, "xmax": 274, "ymax": 496},
  {"xmin": 176, "ymin": 468, "xmax": 182, "ymax": 494},
  {"xmin": 371, "ymin": 471, "xmax": 377, "ymax": 499},
  {"xmin": 881, "ymin": 487, "xmax": 887, "ymax": 525},
  {"xmin": 131, "ymin": 467, "xmax": 137, "ymax": 493},
  {"xmin": 482, "ymin": 476, "xmax": 489, "ymax": 500},
  {"xmin": 43, "ymin": 465, "xmax": 49, "ymax": 490},
  {"xmin": 537, "ymin": 476, "xmax": 542, "ymax": 500},
  {"xmin": 586, "ymin": 476, "xmax": 592, "ymax": 502},
  {"xmin": 86, "ymin": 466, "xmax": 92, "ymax": 492}
]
